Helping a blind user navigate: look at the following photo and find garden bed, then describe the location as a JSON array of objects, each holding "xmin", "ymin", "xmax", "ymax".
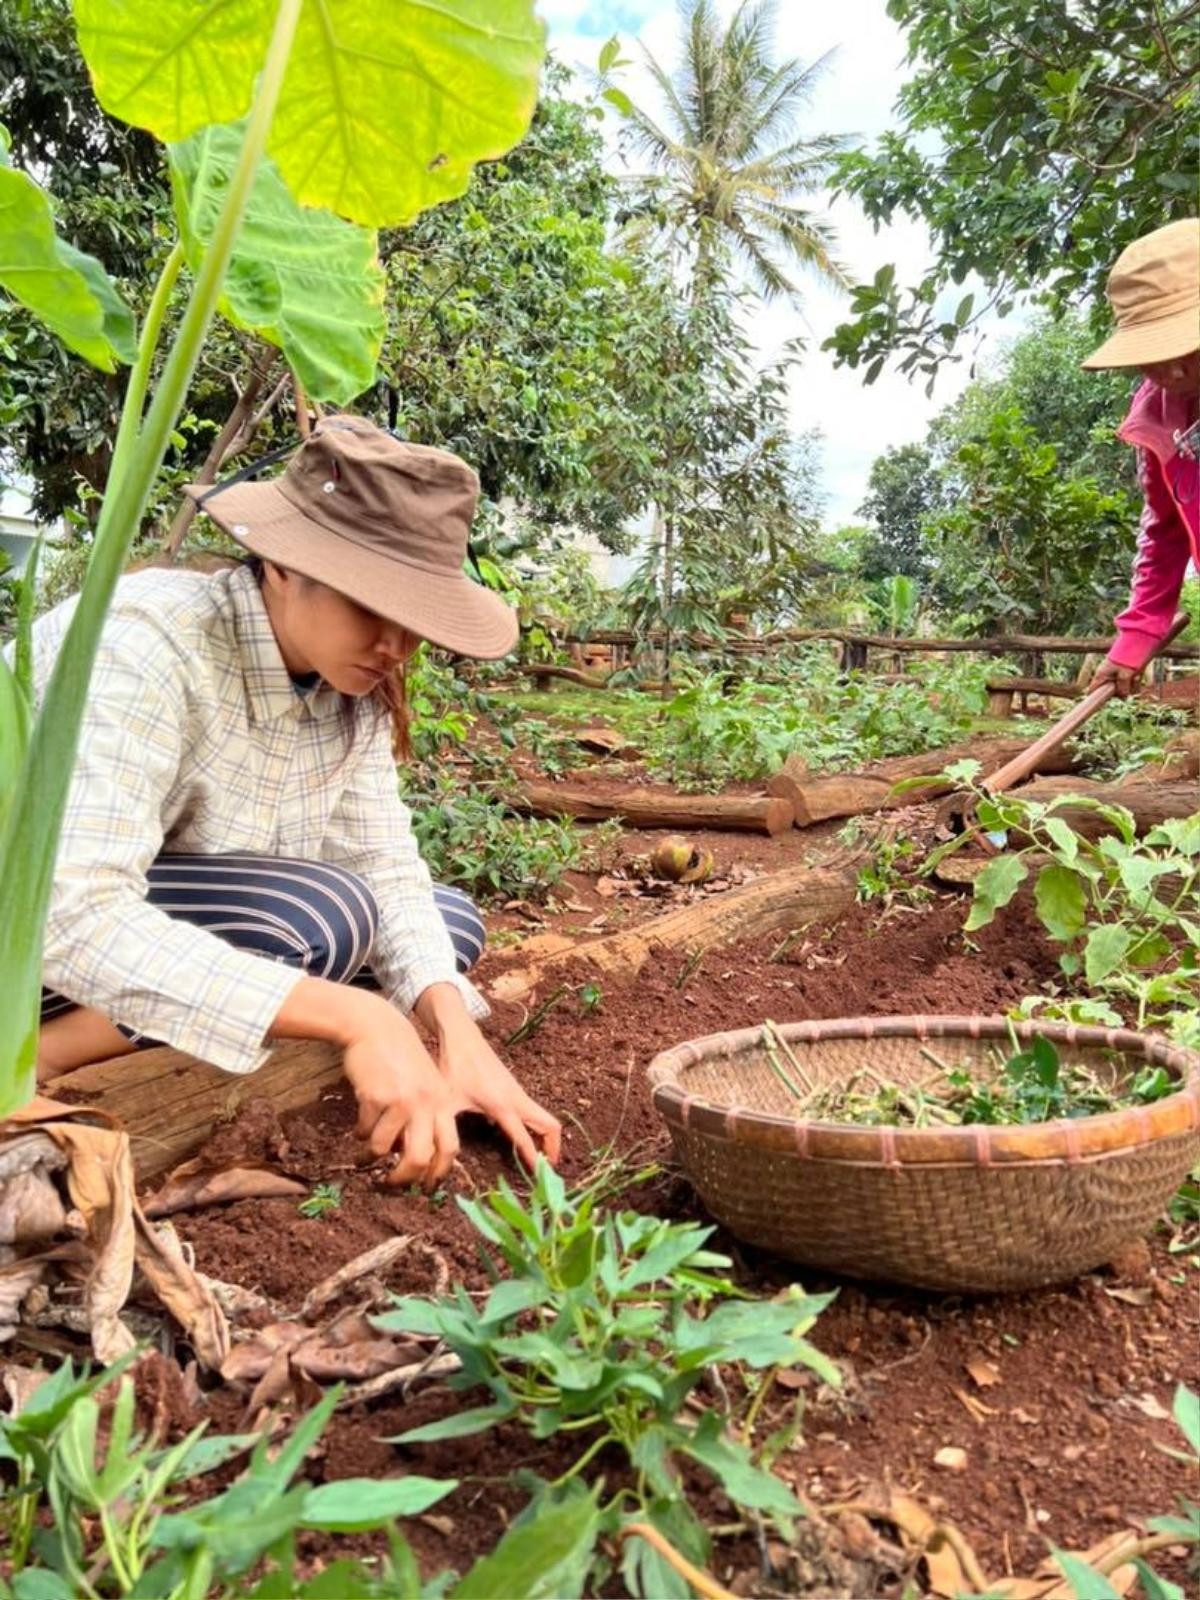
[{"xmin": 155, "ymin": 883, "xmax": 1198, "ymax": 1594}]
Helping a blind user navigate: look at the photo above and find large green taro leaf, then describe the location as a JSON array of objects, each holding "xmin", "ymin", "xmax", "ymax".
[
  {"xmin": 0, "ymin": 132, "xmax": 135, "ymax": 370},
  {"xmin": 169, "ymin": 122, "xmax": 385, "ymax": 401},
  {"xmin": 73, "ymin": 0, "xmax": 546, "ymax": 227}
]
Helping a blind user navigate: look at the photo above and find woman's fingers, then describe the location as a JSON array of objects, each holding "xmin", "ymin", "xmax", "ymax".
[
  {"xmin": 493, "ymin": 1094, "xmax": 563, "ymax": 1169},
  {"xmin": 492, "ymin": 1105, "xmax": 540, "ymax": 1173},
  {"xmin": 431, "ymin": 1111, "xmax": 461, "ymax": 1185},
  {"xmin": 386, "ymin": 1104, "xmax": 437, "ymax": 1185},
  {"xmin": 366, "ymin": 1100, "xmax": 411, "ymax": 1160},
  {"xmin": 380, "ymin": 1102, "xmax": 461, "ymax": 1189},
  {"xmin": 522, "ymin": 1098, "xmax": 563, "ymax": 1164}
]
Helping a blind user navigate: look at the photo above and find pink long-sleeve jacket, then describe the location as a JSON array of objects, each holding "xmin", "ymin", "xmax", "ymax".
[{"xmin": 1108, "ymin": 379, "xmax": 1199, "ymax": 671}]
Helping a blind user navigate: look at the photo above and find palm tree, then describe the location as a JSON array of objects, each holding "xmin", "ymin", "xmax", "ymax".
[{"xmin": 620, "ymin": 0, "xmax": 848, "ymax": 302}]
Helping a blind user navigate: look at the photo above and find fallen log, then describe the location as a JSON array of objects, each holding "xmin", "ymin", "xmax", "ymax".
[
  {"xmin": 766, "ymin": 737, "xmax": 1080, "ymax": 828},
  {"xmin": 511, "ymin": 781, "xmax": 795, "ymax": 835},
  {"xmin": 1000, "ymin": 777, "xmax": 1200, "ymax": 841},
  {"xmin": 489, "ymin": 850, "xmax": 864, "ymax": 1002},
  {"xmin": 575, "ymin": 726, "xmax": 639, "ymax": 759},
  {"xmin": 523, "ymin": 663, "xmax": 612, "ymax": 690},
  {"xmin": 986, "ymin": 676, "xmax": 1083, "ymax": 717},
  {"xmin": 42, "ymin": 1038, "xmax": 343, "ymax": 1182}
]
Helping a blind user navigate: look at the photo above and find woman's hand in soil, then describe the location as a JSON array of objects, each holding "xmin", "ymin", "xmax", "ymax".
[
  {"xmin": 270, "ymin": 978, "xmax": 459, "ymax": 1187},
  {"xmin": 341, "ymin": 1020, "xmax": 462, "ymax": 1188},
  {"xmin": 416, "ymin": 984, "xmax": 563, "ymax": 1171}
]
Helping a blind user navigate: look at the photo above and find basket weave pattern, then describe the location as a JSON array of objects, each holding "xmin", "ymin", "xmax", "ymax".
[{"xmin": 648, "ymin": 1015, "xmax": 1200, "ymax": 1292}]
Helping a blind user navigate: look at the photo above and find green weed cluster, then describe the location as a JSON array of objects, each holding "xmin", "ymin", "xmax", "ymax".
[
  {"xmin": 0, "ymin": 1359, "xmax": 452, "ymax": 1598},
  {"xmin": 1068, "ymin": 697, "xmax": 1188, "ymax": 782},
  {"xmin": 933, "ymin": 764, "xmax": 1200, "ymax": 1047},
  {"xmin": 376, "ymin": 1160, "xmax": 837, "ymax": 1598},
  {"xmin": 403, "ymin": 652, "xmax": 619, "ymax": 902},
  {"xmin": 645, "ymin": 650, "xmax": 992, "ymax": 792}
]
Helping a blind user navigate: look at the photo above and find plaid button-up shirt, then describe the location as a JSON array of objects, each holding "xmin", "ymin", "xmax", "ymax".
[{"xmin": 29, "ymin": 563, "xmax": 484, "ymax": 1073}]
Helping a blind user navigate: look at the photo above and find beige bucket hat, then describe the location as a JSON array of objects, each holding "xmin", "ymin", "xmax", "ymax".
[
  {"xmin": 187, "ymin": 417, "xmax": 518, "ymax": 659},
  {"xmin": 1082, "ymin": 218, "xmax": 1200, "ymax": 370}
]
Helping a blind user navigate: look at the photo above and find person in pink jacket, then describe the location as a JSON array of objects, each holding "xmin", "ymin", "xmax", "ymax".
[{"xmin": 1081, "ymin": 218, "xmax": 1198, "ymax": 694}]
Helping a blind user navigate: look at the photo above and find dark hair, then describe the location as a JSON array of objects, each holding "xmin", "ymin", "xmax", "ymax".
[{"xmin": 245, "ymin": 556, "xmax": 410, "ymax": 760}]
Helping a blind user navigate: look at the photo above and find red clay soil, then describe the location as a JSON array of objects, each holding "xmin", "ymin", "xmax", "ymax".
[{"xmin": 162, "ymin": 888, "xmax": 1200, "ymax": 1595}]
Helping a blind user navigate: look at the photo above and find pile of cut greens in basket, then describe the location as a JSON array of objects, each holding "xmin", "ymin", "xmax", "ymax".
[{"xmin": 759, "ymin": 1021, "xmax": 1177, "ymax": 1128}]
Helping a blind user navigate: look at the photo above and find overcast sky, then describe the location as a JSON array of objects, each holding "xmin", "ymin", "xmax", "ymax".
[{"xmin": 539, "ymin": 0, "xmax": 1013, "ymax": 525}]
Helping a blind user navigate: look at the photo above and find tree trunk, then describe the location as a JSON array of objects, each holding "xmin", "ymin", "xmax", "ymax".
[
  {"xmin": 489, "ymin": 853, "xmax": 864, "ymax": 1003},
  {"xmin": 160, "ymin": 349, "xmax": 280, "ymax": 558},
  {"xmin": 660, "ymin": 510, "xmax": 675, "ymax": 699},
  {"xmin": 511, "ymin": 782, "xmax": 795, "ymax": 835},
  {"xmin": 41, "ymin": 1039, "xmax": 343, "ymax": 1181},
  {"xmin": 766, "ymin": 737, "xmax": 1081, "ymax": 828},
  {"xmin": 523, "ymin": 664, "xmax": 612, "ymax": 690},
  {"xmin": 1005, "ymin": 777, "xmax": 1200, "ymax": 840}
]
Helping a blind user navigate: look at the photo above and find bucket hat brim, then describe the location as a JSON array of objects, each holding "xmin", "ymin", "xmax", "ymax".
[
  {"xmin": 186, "ymin": 476, "xmax": 518, "ymax": 660},
  {"xmin": 1081, "ymin": 303, "xmax": 1200, "ymax": 369}
]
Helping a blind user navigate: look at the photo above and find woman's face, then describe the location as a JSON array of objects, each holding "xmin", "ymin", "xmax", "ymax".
[
  {"xmin": 260, "ymin": 563, "xmax": 419, "ymax": 693},
  {"xmin": 1138, "ymin": 350, "xmax": 1200, "ymax": 398}
]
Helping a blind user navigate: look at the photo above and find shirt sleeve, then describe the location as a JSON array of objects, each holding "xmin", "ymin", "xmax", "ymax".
[
  {"xmin": 320, "ymin": 723, "xmax": 488, "ymax": 1021},
  {"xmin": 41, "ymin": 622, "xmax": 304, "ymax": 1073},
  {"xmin": 1109, "ymin": 447, "xmax": 1193, "ymax": 671}
]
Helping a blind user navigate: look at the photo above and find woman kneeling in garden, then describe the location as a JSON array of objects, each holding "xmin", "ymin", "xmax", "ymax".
[{"xmin": 32, "ymin": 416, "xmax": 561, "ymax": 1186}]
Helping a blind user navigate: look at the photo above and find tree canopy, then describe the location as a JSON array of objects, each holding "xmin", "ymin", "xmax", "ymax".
[
  {"xmin": 825, "ymin": 0, "xmax": 1199, "ymax": 386},
  {"xmin": 850, "ymin": 311, "xmax": 1143, "ymax": 637}
]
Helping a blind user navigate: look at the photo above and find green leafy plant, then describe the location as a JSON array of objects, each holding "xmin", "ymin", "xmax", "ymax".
[
  {"xmin": 0, "ymin": 0, "xmax": 546, "ymax": 1114},
  {"xmin": 297, "ymin": 1182, "xmax": 343, "ymax": 1220},
  {"xmin": 0, "ymin": 1364, "xmax": 453, "ymax": 1597},
  {"xmin": 577, "ymin": 980, "xmax": 604, "ymax": 1013},
  {"xmin": 0, "ymin": 1358, "xmax": 619, "ymax": 1599},
  {"xmin": 854, "ymin": 832, "xmax": 931, "ymax": 912},
  {"xmin": 409, "ymin": 778, "xmax": 587, "ymax": 904},
  {"xmin": 645, "ymin": 649, "xmax": 986, "ymax": 793},
  {"xmin": 374, "ymin": 1160, "xmax": 838, "ymax": 1599},
  {"xmin": 929, "ymin": 764, "xmax": 1200, "ymax": 1040},
  {"xmin": 1068, "ymin": 697, "xmax": 1188, "ymax": 783}
]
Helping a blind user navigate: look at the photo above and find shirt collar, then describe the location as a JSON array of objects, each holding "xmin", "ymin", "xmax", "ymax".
[{"xmin": 227, "ymin": 565, "xmax": 324, "ymax": 726}]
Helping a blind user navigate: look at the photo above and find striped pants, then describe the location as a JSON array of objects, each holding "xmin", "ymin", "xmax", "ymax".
[{"xmin": 39, "ymin": 852, "xmax": 485, "ymax": 1034}]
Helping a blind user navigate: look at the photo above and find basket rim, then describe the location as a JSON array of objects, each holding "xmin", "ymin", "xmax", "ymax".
[{"xmin": 647, "ymin": 1013, "xmax": 1200, "ymax": 1167}]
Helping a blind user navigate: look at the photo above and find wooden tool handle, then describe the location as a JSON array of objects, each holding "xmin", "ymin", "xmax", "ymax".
[{"xmin": 983, "ymin": 611, "xmax": 1191, "ymax": 795}]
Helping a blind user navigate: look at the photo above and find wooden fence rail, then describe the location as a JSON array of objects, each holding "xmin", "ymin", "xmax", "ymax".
[{"xmin": 561, "ymin": 627, "xmax": 1200, "ymax": 660}]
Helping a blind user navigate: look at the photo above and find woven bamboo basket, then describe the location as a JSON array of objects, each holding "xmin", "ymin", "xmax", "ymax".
[{"xmin": 648, "ymin": 1015, "xmax": 1200, "ymax": 1292}]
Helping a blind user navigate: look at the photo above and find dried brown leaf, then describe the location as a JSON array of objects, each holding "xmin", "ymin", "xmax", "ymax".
[
  {"xmin": 144, "ymin": 1166, "xmax": 307, "ymax": 1218},
  {"xmin": 1103, "ymin": 1285, "xmax": 1153, "ymax": 1307},
  {"xmin": 966, "ymin": 1355, "xmax": 1002, "ymax": 1388}
]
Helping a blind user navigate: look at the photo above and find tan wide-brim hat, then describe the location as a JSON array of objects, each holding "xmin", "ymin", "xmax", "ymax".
[
  {"xmin": 187, "ymin": 417, "xmax": 518, "ymax": 660},
  {"xmin": 1082, "ymin": 217, "xmax": 1200, "ymax": 369}
]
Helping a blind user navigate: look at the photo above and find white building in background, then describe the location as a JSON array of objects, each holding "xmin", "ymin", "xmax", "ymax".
[
  {"xmin": 0, "ymin": 482, "xmax": 66, "ymax": 578},
  {"xmin": 495, "ymin": 495, "xmax": 650, "ymax": 591}
]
